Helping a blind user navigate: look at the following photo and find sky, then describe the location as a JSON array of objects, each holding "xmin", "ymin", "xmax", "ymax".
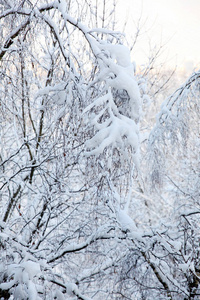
[{"xmin": 117, "ymin": 0, "xmax": 200, "ymax": 73}]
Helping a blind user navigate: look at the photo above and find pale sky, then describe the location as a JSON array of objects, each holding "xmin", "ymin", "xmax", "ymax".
[{"xmin": 117, "ymin": 0, "xmax": 200, "ymax": 73}]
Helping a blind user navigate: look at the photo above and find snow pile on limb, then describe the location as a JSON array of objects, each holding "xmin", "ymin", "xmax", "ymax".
[
  {"xmin": 84, "ymin": 42, "xmax": 141, "ymax": 167},
  {"xmin": 117, "ymin": 209, "xmax": 143, "ymax": 241},
  {"xmin": 0, "ymin": 260, "xmax": 42, "ymax": 300}
]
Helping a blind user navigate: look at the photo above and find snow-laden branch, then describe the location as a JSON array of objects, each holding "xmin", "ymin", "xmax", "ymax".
[
  {"xmin": 83, "ymin": 43, "xmax": 141, "ymax": 168},
  {"xmin": 48, "ymin": 224, "xmax": 114, "ymax": 263},
  {"xmin": 50, "ymin": 279, "xmax": 93, "ymax": 300},
  {"xmin": 147, "ymin": 69, "xmax": 200, "ymax": 188},
  {"xmin": 84, "ymin": 89, "xmax": 139, "ymax": 158},
  {"xmin": 76, "ymin": 250, "xmax": 128, "ymax": 283},
  {"xmin": 0, "ymin": 16, "xmax": 30, "ymax": 61},
  {"xmin": 157, "ymin": 70, "xmax": 200, "ymax": 126}
]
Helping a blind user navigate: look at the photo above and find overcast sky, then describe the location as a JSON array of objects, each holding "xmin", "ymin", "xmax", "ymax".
[{"xmin": 117, "ymin": 0, "xmax": 200, "ymax": 73}]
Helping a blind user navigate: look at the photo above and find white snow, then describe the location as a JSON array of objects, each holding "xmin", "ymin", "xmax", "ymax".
[
  {"xmin": 54, "ymin": 289, "xmax": 65, "ymax": 300},
  {"xmin": 28, "ymin": 280, "xmax": 38, "ymax": 300},
  {"xmin": 100, "ymin": 43, "xmax": 131, "ymax": 67},
  {"xmin": 0, "ymin": 279, "xmax": 16, "ymax": 290},
  {"xmin": 84, "ymin": 40, "xmax": 142, "ymax": 164},
  {"xmin": 21, "ymin": 261, "xmax": 41, "ymax": 280},
  {"xmin": 117, "ymin": 209, "xmax": 137, "ymax": 232},
  {"xmin": 117, "ymin": 209, "xmax": 143, "ymax": 241},
  {"xmin": 85, "ymin": 115, "xmax": 139, "ymax": 156}
]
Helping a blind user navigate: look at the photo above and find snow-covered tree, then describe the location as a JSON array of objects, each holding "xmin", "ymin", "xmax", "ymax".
[
  {"xmin": 0, "ymin": 0, "xmax": 200, "ymax": 299},
  {"xmin": 0, "ymin": 0, "xmax": 145, "ymax": 298}
]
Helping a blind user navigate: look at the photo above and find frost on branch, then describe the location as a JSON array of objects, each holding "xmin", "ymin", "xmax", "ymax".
[{"xmin": 84, "ymin": 42, "xmax": 141, "ymax": 168}]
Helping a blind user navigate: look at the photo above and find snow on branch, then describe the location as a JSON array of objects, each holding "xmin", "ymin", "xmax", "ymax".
[
  {"xmin": 0, "ymin": 17, "xmax": 30, "ymax": 61},
  {"xmin": 84, "ymin": 89, "xmax": 139, "ymax": 158},
  {"xmin": 48, "ymin": 224, "xmax": 114, "ymax": 263},
  {"xmin": 83, "ymin": 42, "xmax": 142, "ymax": 168},
  {"xmin": 147, "ymin": 70, "xmax": 200, "ymax": 188},
  {"xmin": 50, "ymin": 279, "xmax": 93, "ymax": 300}
]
